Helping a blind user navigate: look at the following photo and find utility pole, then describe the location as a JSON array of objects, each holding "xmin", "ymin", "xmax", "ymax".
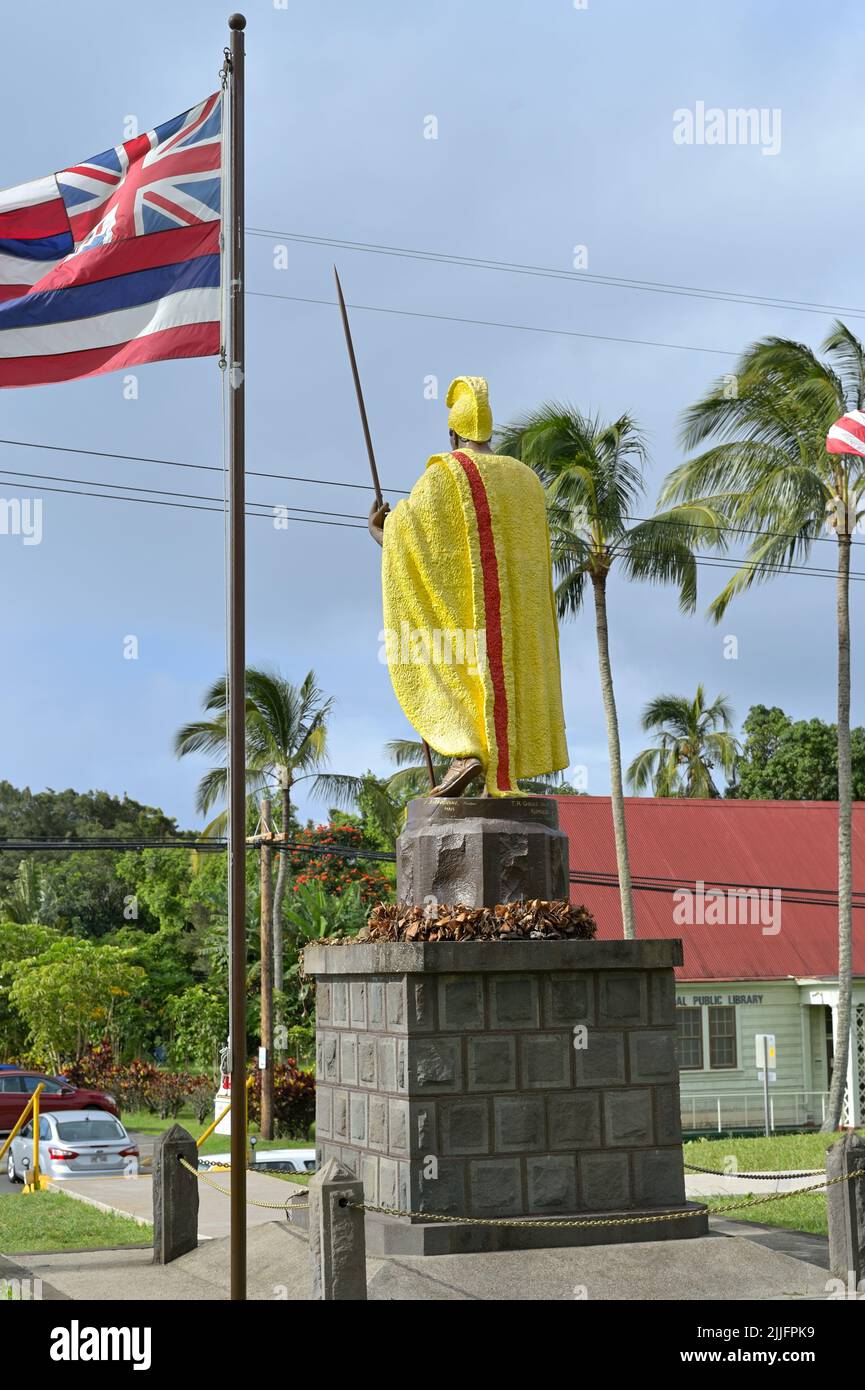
[
  {"xmin": 226, "ymin": 10, "xmax": 247, "ymax": 1302},
  {"xmin": 259, "ymin": 796, "xmax": 274, "ymax": 1140}
]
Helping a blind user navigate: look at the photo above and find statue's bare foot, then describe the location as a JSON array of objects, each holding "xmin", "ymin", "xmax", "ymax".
[{"xmin": 427, "ymin": 756, "xmax": 484, "ymax": 797}]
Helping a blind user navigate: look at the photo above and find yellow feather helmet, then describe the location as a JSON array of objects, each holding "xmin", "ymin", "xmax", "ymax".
[{"xmin": 446, "ymin": 376, "xmax": 493, "ymax": 443}]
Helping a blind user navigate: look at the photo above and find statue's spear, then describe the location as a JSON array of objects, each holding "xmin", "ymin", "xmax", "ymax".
[{"xmin": 333, "ymin": 266, "xmax": 436, "ymax": 790}]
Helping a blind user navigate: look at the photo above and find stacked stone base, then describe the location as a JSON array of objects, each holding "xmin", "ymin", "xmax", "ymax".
[{"xmin": 303, "ymin": 939, "xmax": 707, "ymax": 1255}]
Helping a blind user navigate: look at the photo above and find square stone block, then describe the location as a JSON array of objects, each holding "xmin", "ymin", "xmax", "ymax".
[
  {"xmin": 377, "ymin": 1036, "xmax": 398, "ymax": 1093},
  {"xmin": 368, "ymin": 1095, "xmax": 388, "ymax": 1151},
  {"xmin": 466, "ymin": 1035, "xmax": 517, "ymax": 1091},
  {"xmin": 547, "ymin": 1091, "xmax": 601, "ymax": 1149},
  {"xmin": 649, "ymin": 970, "xmax": 676, "ymax": 1024},
  {"xmin": 349, "ymin": 1091, "xmax": 368, "ymax": 1146},
  {"xmin": 350, "ymin": 981, "xmax": 367, "ymax": 1028},
  {"xmin": 439, "ymin": 1098, "xmax": 491, "ymax": 1155},
  {"xmin": 316, "ymin": 1085, "xmax": 333, "ymax": 1139},
  {"xmin": 527, "ymin": 1155, "xmax": 577, "ymax": 1212},
  {"xmin": 410, "ymin": 1037, "xmax": 462, "ymax": 1091},
  {"xmin": 629, "ymin": 1030, "xmax": 678, "ymax": 1084},
  {"xmin": 438, "ymin": 976, "xmax": 484, "ymax": 1030},
  {"xmin": 339, "ymin": 1033, "xmax": 358, "ymax": 1085},
  {"xmin": 316, "ymin": 982, "xmax": 331, "ymax": 1022},
  {"xmin": 573, "ymin": 1031, "xmax": 625, "ymax": 1086},
  {"xmin": 408, "ymin": 979, "xmax": 436, "ymax": 1031},
  {"xmin": 332, "ymin": 981, "xmax": 348, "ymax": 1026},
  {"xmin": 360, "ymin": 1153, "xmax": 378, "ymax": 1205},
  {"xmin": 598, "ymin": 972, "xmax": 647, "ymax": 1026},
  {"xmin": 320, "ymin": 1032, "xmax": 338, "ymax": 1083},
  {"xmin": 520, "ymin": 1033, "xmax": 571, "ymax": 1088},
  {"xmin": 412, "ymin": 1102, "xmax": 436, "ymax": 1155},
  {"xmin": 469, "ymin": 1158, "xmax": 522, "ymax": 1216},
  {"xmin": 379, "ymin": 1157, "xmax": 399, "ymax": 1209},
  {"xmin": 386, "ymin": 981, "xmax": 406, "ymax": 1031},
  {"xmin": 368, "ymin": 981, "xmax": 385, "ymax": 1029},
  {"xmin": 604, "ymin": 1088, "xmax": 653, "ymax": 1147},
  {"xmin": 332, "ymin": 1089, "xmax": 349, "ymax": 1143},
  {"xmin": 415, "ymin": 1158, "xmax": 467, "ymax": 1215},
  {"xmin": 579, "ymin": 1151, "xmax": 631, "ymax": 1210},
  {"xmin": 489, "ymin": 975, "xmax": 539, "ymax": 1029},
  {"xmin": 358, "ymin": 1036, "xmax": 377, "ymax": 1087},
  {"xmin": 494, "ymin": 1094, "xmax": 545, "ymax": 1151},
  {"xmin": 543, "ymin": 973, "xmax": 594, "ymax": 1027},
  {"xmin": 633, "ymin": 1148, "xmax": 686, "ymax": 1205},
  {"xmin": 388, "ymin": 1098, "xmax": 410, "ymax": 1156},
  {"xmin": 655, "ymin": 1085, "xmax": 683, "ymax": 1146}
]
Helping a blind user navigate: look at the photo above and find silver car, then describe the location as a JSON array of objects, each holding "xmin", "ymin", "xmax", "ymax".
[{"xmin": 7, "ymin": 1109, "xmax": 139, "ymax": 1182}]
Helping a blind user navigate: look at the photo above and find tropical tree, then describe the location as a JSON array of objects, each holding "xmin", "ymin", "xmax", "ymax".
[
  {"xmin": 6, "ymin": 938, "xmax": 145, "ymax": 1071},
  {"xmin": 496, "ymin": 405, "xmax": 719, "ymax": 939},
  {"xmin": 174, "ymin": 668, "xmax": 334, "ymax": 994},
  {"xmin": 661, "ymin": 320, "xmax": 865, "ymax": 1130},
  {"xmin": 626, "ymin": 686, "xmax": 739, "ymax": 797},
  {"xmin": 729, "ymin": 704, "xmax": 865, "ymax": 801}
]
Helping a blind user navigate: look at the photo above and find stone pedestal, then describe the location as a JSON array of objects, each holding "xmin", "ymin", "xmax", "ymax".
[
  {"xmin": 304, "ymin": 939, "xmax": 707, "ymax": 1255},
  {"xmin": 397, "ymin": 796, "xmax": 568, "ymax": 908}
]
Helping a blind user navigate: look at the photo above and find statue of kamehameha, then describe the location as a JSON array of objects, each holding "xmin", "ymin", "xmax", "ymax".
[{"xmin": 368, "ymin": 375, "xmax": 569, "ymax": 798}]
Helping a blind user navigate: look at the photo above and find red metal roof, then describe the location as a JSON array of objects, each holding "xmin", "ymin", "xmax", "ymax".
[{"xmin": 555, "ymin": 796, "xmax": 865, "ymax": 983}]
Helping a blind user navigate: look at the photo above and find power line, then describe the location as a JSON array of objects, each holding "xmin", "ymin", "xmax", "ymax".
[
  {"xmin": 0, "ymin": 436, "xmax": 410, "ymax": 496},
  {"xmin": 5, "ymin": 470, "xmax": 865, "ymax": 583},
  {"xmin": 247, "ymin": 227, "xmax": 865, "ymax": 324},
  {"xmin": 0, "ymin": 477, "xmax": 366, "ymax": 528},
  {"xmin": 1, "ymin": 435, "xmax": 861, "ymax": 552},
  {"xmin": 5, "ymin": 465, "xmax": 863, "ymax": 581},
  {"xmin": 0, "ymin": 467, "xmax": 366, "ymax": 524},
  {"xmin": 247, "ymin": 287, "xmax": 739, "ymax": 359}
]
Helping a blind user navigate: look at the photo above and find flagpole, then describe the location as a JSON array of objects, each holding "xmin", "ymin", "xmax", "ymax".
[{"xmin": 227, "ymin": 10, "xmax": 247, "ymax": 1304}]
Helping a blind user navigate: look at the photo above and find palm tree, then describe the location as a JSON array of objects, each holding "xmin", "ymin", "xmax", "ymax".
[
  {"xmin": 661, "ymin": 320, "xmax": 865, "ymax": 1130},
  {"xmin": 175, "ymin": 668, "xmax": 334, "ymax": 995},
  {"xmin": 497, "ymin": 405, "xmax": 720, "ymax": 940},
  {"xmin": 627, "ymin": 686, "xmax": 739, "ymax": 797}
]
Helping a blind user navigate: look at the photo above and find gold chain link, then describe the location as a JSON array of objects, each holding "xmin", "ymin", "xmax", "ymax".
[{"xmin": 178, "ymin": 1156, "xmax": 864, "ymax": 1228}]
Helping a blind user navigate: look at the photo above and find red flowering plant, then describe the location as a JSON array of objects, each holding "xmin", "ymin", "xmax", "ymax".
[{"xmin": 289, "ymin": 822, "xmax": 392, "ymax": 905}]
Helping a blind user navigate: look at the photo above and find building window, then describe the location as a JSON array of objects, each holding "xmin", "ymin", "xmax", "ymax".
[
  {"xmin": 677, "ymin": 1007, "xmax": 703, "ymax": 1069},
  {"xmin": 708, "ymin": 1006, "xmax": 737, "ymax": 1069}
]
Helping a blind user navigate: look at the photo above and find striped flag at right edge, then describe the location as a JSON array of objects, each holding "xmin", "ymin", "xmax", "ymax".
[{"xmin": 826, "ymin": 409, "xmax": 865, "ymax": 457}]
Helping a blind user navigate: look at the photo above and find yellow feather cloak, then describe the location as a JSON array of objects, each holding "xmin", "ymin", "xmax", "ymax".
[{"xmin": 381, "ymin": 448, "xmax": 568, "ymax": 794}]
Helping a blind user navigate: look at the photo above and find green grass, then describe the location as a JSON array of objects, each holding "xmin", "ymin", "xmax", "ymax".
[
  {"xmin": 0, "ymin": 1189, "xmax": 152, "ymax": 1253},
  {"xmin": 684, "ymin": 1128, "xmax": 864, "ymax": 1174},
  {"xmin": 685, "ymin": 1129, "xmax": 865, "ymax": 1238},
  {"xmin": 120, "ymin": 1106, "xmax": 313, "ymax": 1156},
  {"xmin": 707, "ymin": 1192, "xmax": 829, "ymax": 1236}
]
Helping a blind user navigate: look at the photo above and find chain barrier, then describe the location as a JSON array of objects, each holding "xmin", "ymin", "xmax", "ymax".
[
  {"xmin": 683, "ymin": 1161, "xmax": 825, "ymax": 1180},
  {"xmin": 177, "ymin": 1154, "xmax": 865, "ymax": 1229}
]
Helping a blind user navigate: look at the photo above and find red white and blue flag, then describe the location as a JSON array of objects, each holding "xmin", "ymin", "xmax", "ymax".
[
  {"xmin": 827, "ymin": 410, "xmax": 865, "ymax": 458},
  {"xmin": 0, "ymin": 93, "xmax": 222, "ymax": 387}
]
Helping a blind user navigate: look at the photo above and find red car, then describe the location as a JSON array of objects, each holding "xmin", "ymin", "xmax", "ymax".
[{"xmin": 0, "ymin": 1071, "xmax": 119, "ymax": 1134}]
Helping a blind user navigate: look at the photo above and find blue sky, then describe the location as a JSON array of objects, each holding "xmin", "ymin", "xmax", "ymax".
[{"xmin": 1, "ymin": 0, "xmax": 862, "ymax": 828}]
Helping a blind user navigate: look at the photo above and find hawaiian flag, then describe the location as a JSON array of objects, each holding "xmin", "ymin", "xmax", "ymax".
[{"xmin": 0, "ymin": 93, "xmax": 222, "ymax": 388}]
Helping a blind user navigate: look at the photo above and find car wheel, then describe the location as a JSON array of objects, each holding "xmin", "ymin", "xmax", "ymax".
[{"xmin": 7, "ymin": 1151, "xmax": 18, "ymax": 1183}]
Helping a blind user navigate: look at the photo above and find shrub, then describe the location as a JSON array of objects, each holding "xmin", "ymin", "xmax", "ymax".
[{"xmin": 246, "ymin": 1059, "xmax": 315, "ymax": 1139}]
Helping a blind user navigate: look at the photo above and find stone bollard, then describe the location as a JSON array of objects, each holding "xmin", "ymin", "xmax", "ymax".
[
  {"xmin": 826, "ymin": 1132, "xmax": 865, "ymax": 1288},
  {"xmin": 308, "ymin": 1157, "xmax": 367, "ymax": 1300},
  {"xmin": 152, "ymin": 1123, "xmax": 199, "ymax": 1264}
]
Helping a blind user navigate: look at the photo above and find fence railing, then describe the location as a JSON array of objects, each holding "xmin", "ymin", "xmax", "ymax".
[{"xmin": 680, "ymin": 1089, "xmax": 829, "ymax": 1134}]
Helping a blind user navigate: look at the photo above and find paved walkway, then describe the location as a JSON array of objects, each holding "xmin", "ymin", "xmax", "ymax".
[{"xmin": 8, "ymin": 1218, "xmax": 834, "ymax": 1302}]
